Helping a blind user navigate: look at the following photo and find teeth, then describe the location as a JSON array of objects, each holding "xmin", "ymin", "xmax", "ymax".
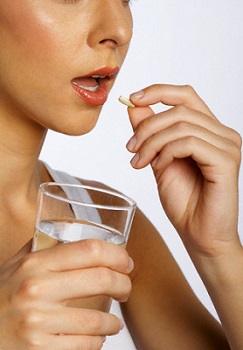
[
  {"xmin": 91, "ymin": 75, "xmax": 106, "ymax": 79},
  {"xmin": 79, "ymin": 84, "xmax": 99, "ymax": 92},
  {"xmin": 72, "ymin": 81, "xmax": 99, "ymax": 92}
]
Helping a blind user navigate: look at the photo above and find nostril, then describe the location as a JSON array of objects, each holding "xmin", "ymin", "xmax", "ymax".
[{"xmin": 99, "ymin": 38, "xmax": 118, "ymax": 48}]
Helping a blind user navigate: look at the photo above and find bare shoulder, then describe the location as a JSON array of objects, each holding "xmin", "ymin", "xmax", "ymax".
[
  {"xmin": 78, "ymin": 178, "xmax": 228, "ymax": 348},
  {"xmin": 78, "ymin": 176, "xmax": 169, "ymax": 270},
  {"xmin": 77, "ymin": 177, "xmax": 162, "ymax": 265},
  {"xmin": 126, "ymin": 207, "xmax": 177, "ymax": 281},
  {"xmin": 78, "ymin": 177, "xmax": 162, "ymax": 243}
]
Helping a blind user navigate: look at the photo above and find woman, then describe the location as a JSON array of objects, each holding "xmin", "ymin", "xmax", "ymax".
[{"xmin": 0, "ymin": 1, "xmax": 241, "ymax": 349}]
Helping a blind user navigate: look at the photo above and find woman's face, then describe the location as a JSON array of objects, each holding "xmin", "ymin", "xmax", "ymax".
[{"xmin": 0, "ymin": 0, "xmax": 133, "ymax": 135}]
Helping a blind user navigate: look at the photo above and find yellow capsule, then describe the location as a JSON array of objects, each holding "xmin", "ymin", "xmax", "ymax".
[{"xmin": 118, "ymin": 95, "xmax": 135, "ymax": 108}]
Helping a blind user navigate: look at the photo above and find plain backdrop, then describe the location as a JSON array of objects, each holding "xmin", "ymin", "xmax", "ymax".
[{"xmin": 40, "ymin": 1, "xmax": 243, "ymax": 348}]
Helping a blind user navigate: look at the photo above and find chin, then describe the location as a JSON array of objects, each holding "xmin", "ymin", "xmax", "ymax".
[{"xmin": 49, "ymin": 108, "xmax": 101, "ymax": 136}]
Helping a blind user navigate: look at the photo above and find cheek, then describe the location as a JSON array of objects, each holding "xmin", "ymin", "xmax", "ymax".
[
  {"xmin": 0, "ymin": 1, "xmax": 70, "ymax": 105},
  {"xmin": 1, "ymin": 4, "xmax": 54, "ymax": 56},
  {"xmin": 0, "ymin": 2, "xmax": 64, "ymax": 122},
  {"xmin": 0, "ymin": 1, "xmax": 71, "ymax": 80}
]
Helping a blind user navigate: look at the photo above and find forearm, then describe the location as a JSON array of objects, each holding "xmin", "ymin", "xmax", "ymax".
[
  {"xmin": 127, "ymin": 83, "xmax": 242, "ymax": 348},
  {"xmin": 124, "ymin": 211, "xmax": 230, "ymax": 349},
  {"xmin": 189, "ymin": 239, "xmax": 243, "ymax": 350}
]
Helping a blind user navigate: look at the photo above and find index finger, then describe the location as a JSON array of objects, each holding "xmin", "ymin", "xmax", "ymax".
[
  {"xmin": 28, "ymin": 240, "xmax": 133, "ymax": 274},
  {"xmin": 130, "ymin": 84, "xmax": 216, "ymax": 119}
]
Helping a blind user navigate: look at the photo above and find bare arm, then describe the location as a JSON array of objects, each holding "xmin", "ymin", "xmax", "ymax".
[
  {"xmin": 122, "ymin": 84, "xmax": 242, "ymax": 349},
  {"xmin": 122, "ymin": 208, "xmax": 230, "ymax": 349},
  {"xmin": 0, "ymin": 239, "xmax": 132, "ymax": 349}
]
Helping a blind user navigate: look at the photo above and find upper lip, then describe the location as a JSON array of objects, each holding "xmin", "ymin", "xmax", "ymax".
[{"xmin": 79, "ymin": 66, "xmax": 120, "ymax": 80}]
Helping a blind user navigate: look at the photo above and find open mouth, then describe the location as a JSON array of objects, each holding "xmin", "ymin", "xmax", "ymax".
[
  {"xmin": 72, "ymin": 75, "xmax": 106, "ymax": 92},
  {"xmin": 71, "ymin": 67, "xmax": 119, "ymax": 106}
]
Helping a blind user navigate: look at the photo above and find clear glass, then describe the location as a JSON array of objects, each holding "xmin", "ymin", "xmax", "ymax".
[{"xmin": 32, "ymin": 182, "xmax": 136, "ymax": 311}]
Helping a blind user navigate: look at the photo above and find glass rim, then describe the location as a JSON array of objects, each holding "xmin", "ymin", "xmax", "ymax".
[{"xmin": 40, "ymin": 182, "xmax": 137, "ymax": 211}]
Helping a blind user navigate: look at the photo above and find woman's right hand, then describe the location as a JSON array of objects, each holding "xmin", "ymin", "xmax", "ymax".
[{"xmin": 0, "ymin": 239, "xmax": 133, "ymax": 350}]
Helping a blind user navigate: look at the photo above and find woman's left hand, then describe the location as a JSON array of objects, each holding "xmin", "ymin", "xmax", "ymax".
[{"xmin": 126, "ymin": 84, "xmax": 242, "ymax": 259}]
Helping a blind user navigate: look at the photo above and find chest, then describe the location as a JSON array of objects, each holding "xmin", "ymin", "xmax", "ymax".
[{"xmin": 0, "ymin": 214, "xmax": 35, "ymax": 266}]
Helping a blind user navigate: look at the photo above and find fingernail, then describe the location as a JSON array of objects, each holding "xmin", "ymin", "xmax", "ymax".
[
  {"xmin": 130, "ymin": 89, "xmax": 145, "ymax": 101},
  {"xmin": 130, "ymin": 153, "xmax": 140, "ymax": 167},
  {"xmin": 129, "ymin": 257, "xmax": 134, "ymax": 272},
  {"xmin": 126, "ymin": 135, "xmax": 137, "ymax": 151},
  {"xmin": 152, "ymin": 156, "xmax": 159, "ymax": 168},
  {"xmin": 119, "ymin": 318, "xmax": 125, "ymax": 330}
]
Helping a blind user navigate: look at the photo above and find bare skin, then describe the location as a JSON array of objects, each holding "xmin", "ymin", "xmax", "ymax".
[
  {"xmin": 124, "ymin": 85, "xmax": 241, "ymax": 349},
  {"xmin": 0, "ymin": 0, "xmax": 242, "ymax": 349},
  {"xmin": 0, "ymin": 1, "xmax": 133, "ymax": 349}
]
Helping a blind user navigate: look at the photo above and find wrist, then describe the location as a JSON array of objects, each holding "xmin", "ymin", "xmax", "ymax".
[
  {"xmin": 189, "ymin": 237, "xmax": 243, "ymax": 349},
  {"xmin": 189, "ymin": 237, "xmax": 243, "ymax": 290}
]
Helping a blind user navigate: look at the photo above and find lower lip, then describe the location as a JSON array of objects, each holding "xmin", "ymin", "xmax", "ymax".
[{"xmin": 71, "ymin": 79, "xmax": 109, "ymax": 106}]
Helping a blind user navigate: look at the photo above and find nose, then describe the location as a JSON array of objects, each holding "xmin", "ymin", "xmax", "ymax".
[{"xmin": 87, "ymin": 1, "xmax": 133, "ymax": 49}]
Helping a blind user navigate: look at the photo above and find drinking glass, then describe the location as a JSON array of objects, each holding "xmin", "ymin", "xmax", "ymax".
[{"xmin": 32, "ymin": 182, "xmax": 136, "ymax": 311}]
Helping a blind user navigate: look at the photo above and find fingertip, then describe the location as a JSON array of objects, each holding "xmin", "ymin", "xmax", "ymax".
[
  {"xmin": 130, "ymin": 89, "xmax": 145, "ymax": 103},
  {"xmin": 119, "ymin": 318, "xmax": 125, "ymax": 330},
  {"xmin": 126, "ymin": 135, "xmax": 137, "ymax": 152},
  {"xmin": 151, "ymin": 155, "xmax": 159, "ymax": 168},
  {"xmin": 130, "ymin": 153, "xmax": 140, "ymax": 168},
  {"xmin": 128, "ymin": 257, "xmax": 134, "ymax": 272}
]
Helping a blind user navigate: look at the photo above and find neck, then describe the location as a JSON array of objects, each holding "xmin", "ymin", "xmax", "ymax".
[
  {"xmin": 0, "ymin": 98, "xmax": 48, "ymax": 200},
  {"xmin": 0, "ymin": 97, "xmax": 54, "ymax": 263}
]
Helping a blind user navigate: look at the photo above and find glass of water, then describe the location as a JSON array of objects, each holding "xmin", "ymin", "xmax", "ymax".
[{"xmin": 32, "ymin": 182, "xmax": 136, "ymax": 311}]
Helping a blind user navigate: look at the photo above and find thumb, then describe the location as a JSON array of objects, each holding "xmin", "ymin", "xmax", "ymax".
[
  {"xmin": 128, "ymin": 105, "xmax": 154, "ymax": 131},
  {"xmin": 17, "ymin": 239, "xmax": 33, "ymax": 258},
  {"xmin": 3, "ymin": 239, "xmax": 33, "ymax": 269}
]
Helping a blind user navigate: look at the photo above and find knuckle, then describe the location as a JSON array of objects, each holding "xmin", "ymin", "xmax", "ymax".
[
  {"xmin": 141, "ymin": 136, "xmax": 164, "ymax": 163},
  {"xmin": 20, "ymin": 308, "xmax": 43, "ymax": 331},
  {"xmin": 120, "ymin": 251, "xmax": 131, "ymax": 272},
  {"xmin": 18, "ymin": 254, "xmax": 38, "ymax": 273},
  {"xmin": 227, "ymin": 150, "xmax": 241, "ymax": 171},
  {"xmin": 25, "ymin": 338, "xmax": 43, "ymax": 350},
  {"xmin": 124, "ymin": 276, "xmax": 132, "ymax": 296},
  {"xmin": 232, "ymin": 129, "xmax": 242, "ymax": 148},
  {"xmin": 182, "ymin": 84, "xmax": 196, "ymax": 97},
  {"xmin": 16, "ymin": 279, "xmax": 42, "ymax": 300},
  {"xmin": 82, "ymin": 339, "xmax": 92, "ymax": 350},
  {"xmin": 95, "ymin": 267, "xmax": 114, "ymax": 288},
  {"xmin": 115, "ymin": 275, "xmax": 132, "ymax": 302},
  {"xmin": 86, "ymin": 311, "xmax": 103, "ymax": 333},
  {"xmin": 143, "ymin": 135, "xmax": 154, "ymax": 149},
  {"xmin": 174, "ymin": 120, "xmax": 191, "ymax": 133},
  {"xmin": 174, "ymin": 104, "xmax": 188, "ymax": 116},
  {"xmin": 226, "ymin": 130, "xmax": 242, "ymax": 164},
  {"xmin": 139, "ymin": 116, "xmax": 152, "ymax": 132},
  {"xmin": 185, "ymin": 135, "xmax": 198, "ymax": 147},
  {"xmin": 17, "ymin": 311, "xmax": 44, "ymax": 348},
  {"xmin": 82, "ymin": 239, "xmax": 103, "ymax": 259},
  {"xmin": 78, "ymin": 336, "xmax": 101, "ymax": 350},
  {"xmin": 103, "ymin": 314, "xmax": 121, "ymax": 335}
]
